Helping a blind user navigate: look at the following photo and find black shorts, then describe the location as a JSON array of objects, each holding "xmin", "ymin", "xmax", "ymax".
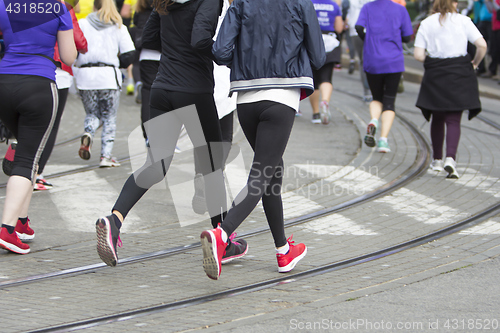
[
  {"xmin": 312, "ymin": 62, "xmax": 335, "ymax": 89},
  {"xmin": 0, "ymin": 74, "xmax": 57, "ymax": 180},
  {"xmin": 365, "ymin": 72, "xmax": 401, "ymax": 111}
]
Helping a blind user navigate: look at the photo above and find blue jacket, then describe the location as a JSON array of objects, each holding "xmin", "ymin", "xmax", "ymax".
[{"xmin": 212, "ymin": 0, "xmax": 326, "ymax": 97}]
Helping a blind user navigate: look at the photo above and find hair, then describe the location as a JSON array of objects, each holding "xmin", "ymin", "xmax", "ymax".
[
  {"xmin": 153, "ymin": 0, "xmax": 173, "ymax": 15},
  {"xmin": 136, "ymin": 0, "xmax": 153, "ymax": 13},
  {"xmin": 432, "ymin": 0, "xmax": 458, "ymax": 24},
  {"xmin": 94, "ymin": 0, "xmax": 123, "ymax": 27}
]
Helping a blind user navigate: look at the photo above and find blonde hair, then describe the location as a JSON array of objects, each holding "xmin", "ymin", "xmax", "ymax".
[
  {"xmin": 94, "ymin": 0, "xmax": 123, "ymax": 27},
  {"xmin": 432, "ymin": 0, "xmax": 458, "ymax": 24}
]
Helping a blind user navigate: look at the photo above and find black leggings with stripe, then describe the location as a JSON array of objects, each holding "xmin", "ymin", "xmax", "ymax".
[{"xmin": 0, "ymin": 74, "xmax": 57, "ymax": 181}]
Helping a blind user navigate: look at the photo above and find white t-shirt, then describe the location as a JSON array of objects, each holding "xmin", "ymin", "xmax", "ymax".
[
  {"xmin": 237, "ymin": 88, "xmax": 301, "ymax": 112},
  {"xmin": 75, "ymin": 19, "xmax": 135, "ymax": 90},
  {"xmin": 414, "ymin": 13, "xmax": 482, "ymax": 59}
]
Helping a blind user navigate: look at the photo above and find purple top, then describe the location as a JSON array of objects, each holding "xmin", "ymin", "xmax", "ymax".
[
  {"xmin": 312, "ymin": 0, "xmax": 341, "ymax": 33},
  {"xmin": 356, "ymin": 0, "xmax": 412, "ymax": 74},
  {"xmin": 0, "ymin": 0, "xmax": 73, "ymax": 81}
]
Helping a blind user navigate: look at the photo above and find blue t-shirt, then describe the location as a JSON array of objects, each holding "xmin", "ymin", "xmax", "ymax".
[
  {"xmin": 0, "ymin": 0, "xmax": 73, "ymax": 81},
  {"xmin": 356, "ymin": 0, "xmax": 412, "ymax": 74},
  {"xmin": 312, "ymin": 0, "xmax": 341, "ymax": 33}
]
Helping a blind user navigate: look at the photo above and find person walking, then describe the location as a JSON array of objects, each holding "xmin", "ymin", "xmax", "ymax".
[
  {"xmin": 74, "ymin": 0, "xmax": 135, "ymax": 168},
  {"xmin": 203, "ymin": 0, "xmax": 326, "ymax": 280},
  {"xmin": 94, "ymin": 0, "xmax": 238, "ymax": 268},
  {"xmin": 355, "ymin": 0, "xmax": 413, "ymax": 153},
  {"xmin": 414, "ymin": 0, "xmax": 487, "ymax": 178},
  {"xmin": 0, "ymin": 1, "xmax": 77, "ymax": 254},
  {"xmin": 309, "ymin": 0, "xmax": 344, "ymax": 125}
]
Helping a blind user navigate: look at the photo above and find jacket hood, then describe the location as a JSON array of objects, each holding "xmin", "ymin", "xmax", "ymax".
[
  {"xmin": 165, "ymin": 0, "xmax": 192, "ymax": 11},
  {"xmin": 87, "ymin": 12, "xmax": 116, "ymax": 30}
]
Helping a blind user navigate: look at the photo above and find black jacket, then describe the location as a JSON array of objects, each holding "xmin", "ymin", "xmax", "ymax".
[
  {"xmin": 142, "ymin": 0, "xmax": 222, "ymax": 94},
  {"xmin": 212, "ymin": 0, "xmax": 326, "ymax": 97}
]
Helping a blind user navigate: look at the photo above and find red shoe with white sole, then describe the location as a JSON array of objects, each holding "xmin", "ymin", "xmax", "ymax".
[
  {"xmin": 277, "ymin": 235, "xmax": 307, "ymax": 273},
  {"xmin": 0, "ymin": 226, "xmax": 30, "ymax": 254},
  {"xmin": 15, "ymin": 218, "xmax": 35, "ymax": 241},
  {"xmin": 200, "ymin": 225, "xmax": 227, "ymax": 280}
]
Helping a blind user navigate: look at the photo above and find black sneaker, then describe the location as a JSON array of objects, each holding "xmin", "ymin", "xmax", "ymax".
[
  {"xmin": 348, "ymin": 61, "xmax": 355, "ymax": 74},
  {"xmin": 311, "ymin": 113, "xmax": 321, "ymax": 124},
  {"xmin": 221, "ymin": 234, "xmax": 248, "ymax": 264},
  {"xmin": 96, "ymin": 215, "xmax": 122, "ymax": 267}
]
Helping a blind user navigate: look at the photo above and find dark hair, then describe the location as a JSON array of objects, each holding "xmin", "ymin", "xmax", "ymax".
[
  {"xmin": 153, "ymin": 0, "xmax": 173, "ymax": 15},
  {"xmin": 432, "ymin": 0, "xmax": 458, "ymax": 24},
  {"xmin": 136, "ymin": 0, "xmax": 153, "ymax": 13}
]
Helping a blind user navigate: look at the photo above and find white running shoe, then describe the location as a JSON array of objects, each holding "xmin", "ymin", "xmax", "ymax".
[
  {"xmin": 430, "ymin": 159, "xmax": 444, "ymax": 172},
  {"xmin": 444, "ymin": 157, "xmax": 459, "ymax": 179}
]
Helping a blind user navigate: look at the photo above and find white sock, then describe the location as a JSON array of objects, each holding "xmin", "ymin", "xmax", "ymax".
[
  {"xmin": 219, "ymin": 227, "xmax": 228, "ymax": 243},
  {"xmin": 276, "ymin": 242, "xmax": 290, "ymax": 255},
  {"xmin": 370, "ymin": 118, "xmax": 378, "ymax": 125},
  {"xmin": 379, "ymin": 137, "xmax": 388, "ymax": 143}
]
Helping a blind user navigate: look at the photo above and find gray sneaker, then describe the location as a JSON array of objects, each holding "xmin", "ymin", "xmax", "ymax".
[{"xmin": 319, "ymin": 101, "xmax": 331, "ymax": 125}]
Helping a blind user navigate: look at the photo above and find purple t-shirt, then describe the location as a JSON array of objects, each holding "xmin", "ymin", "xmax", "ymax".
[
  {"xmin": 312, "ymin": 0, "xmax": 341, "ymax": 33},
  {"xmin": 0, "ymin": 0, "xmax": 73, "ymax": 81},
  {"xmin": 356, "ymin": 0, "xmax": 412, "ymax": 74}
]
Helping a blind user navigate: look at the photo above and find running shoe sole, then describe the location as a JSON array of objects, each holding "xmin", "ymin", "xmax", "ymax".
[
  {"xmin": 278, "ymin": 247, "xmax": 308, "ymax": 273},
  {"xmin": 364, "ymin": 123, "xmax": 377, "ymax": 148},
  {"xmin": 200, "ymin": 230, "xmax": 221, "ymax": 280},
  {"xmin": 16, "ymin": 231, "xmax": 35, "ymax": 241},
  {"xmin": 444, "ymin": 165, "xmax": 459, "ymax": 179},
  {"xmin": 221, "ymin": 243, "xmax": 248, "ymax": 264},
  {"xmin": 96, "ymin": 217, "xmax": 118, "ymax": 267},
  {"xmin": 79, "ymin": 134, "xmax": 92, "ymax": 160},
  {"xmin": 0, "ymin": 238, "xmax": 30, "ymax": 254},
  {"xmin": 377, "ymin": 147, "xmax": 391, "ymax": 153}
]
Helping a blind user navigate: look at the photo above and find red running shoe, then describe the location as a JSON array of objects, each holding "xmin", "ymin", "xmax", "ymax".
[
  {"xmin": 277, "ymin": 235, "xmax": 307, "ymax": 273},
  {"xmin": 0, "ymin": 226, "xmax": 30, "ymax": 254},
  {"xmin": 200, "ymin": 225, "xmax": 227, "ymax": 280},
  {"xmin": 15, "ymin": 218, "xmax": 35, "ymax": 241}
]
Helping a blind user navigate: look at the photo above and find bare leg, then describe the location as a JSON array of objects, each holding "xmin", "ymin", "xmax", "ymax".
[{"xmin": 2, "ymin": 176, "xmax": 34, "ymax": 227}]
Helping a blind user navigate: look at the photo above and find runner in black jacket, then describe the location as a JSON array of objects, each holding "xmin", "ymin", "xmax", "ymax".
[{"xmin": 94, "ymin": 0, "xmax": 248, "ymax": 267}]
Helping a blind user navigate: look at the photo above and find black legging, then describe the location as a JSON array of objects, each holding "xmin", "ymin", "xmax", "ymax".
[
  {"xmin": 139, "ymin": 60, "xmax": 160, "ymax": 140},
  {"xmin": 112, "ymin": 89, "xmax": 226, "ymax": 227},
  {"xmin": 0, "ymin": 74, "xmax": 57, "ymax": 180},
  {"xmin": 38, "ymin": 88, "xmax": 68, "ymax": 175},
  {"xmin": 220, "ymin": 101, "xmax": 296, "ymax": 248},
  {"xmin": 365, "ymin": 72, "xmax": 401, "ymax": 112}
]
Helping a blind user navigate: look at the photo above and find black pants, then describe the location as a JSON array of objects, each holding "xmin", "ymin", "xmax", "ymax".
[
  {"xmin": 113, "ymin": 89, "xmax": 226, "ymax": 227},
  {"xmin": 38, "ymin": 88, "xmax": 68, "ymax": 175},
  {"xmin": 0, "ymin": 74, "xmax": 57, "ymax": 180},
  {"xmin": 220, "ymin": 101, "xmax": 296, "ymax": 248}
]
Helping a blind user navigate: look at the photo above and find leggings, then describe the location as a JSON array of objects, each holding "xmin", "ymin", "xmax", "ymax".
[
  {"xmin": 79, "ymin": 89, "xmax": 121, "ymax": 159},
  {"xmin": 365, "ymin": 72, "xmax": 401, "ymax": 112},
  {"xmin": 112, "ymin": 89, "xmax": 226, "ymax": 227},
  {"xmin": 220, "ymin": 101, "xmax": 296, "ymax": 248},
  {"xmin": 430, "ymin": 111, "xmax": 463, "ymax": 160},
  {"xmin": 0, "ymin": 74, "xmax": 57, "ymax": 181},
  {"xmin": 38, "ymin": 88, "xmax": 68, "ymax": 175},
  {"xmin": 139, "ymin": 60, "xmax": 160, "ymax": 140}
]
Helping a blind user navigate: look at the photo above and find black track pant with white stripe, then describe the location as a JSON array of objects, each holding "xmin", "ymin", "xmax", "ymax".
[{"xmin": 0, "ymin": 74, "xmax": 58, "ymax": 181}]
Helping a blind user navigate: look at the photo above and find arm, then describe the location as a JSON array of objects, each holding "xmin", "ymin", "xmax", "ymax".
[
  {"xmin": 118, "ymin": 25, "xmax": 136, "ymax": 68},
  {"xmin": 413, "ymin": 46, "xmax": 425, "ymax": 62},
  {"xmin": 212, "ymin": 2, "xmax": 241, "ymax": 66},
  {"xmin": 57, "ymin": 29, "xmax": 77, "ymax": 66},
  {"xmin": 472, "ymin": 37, "xmax": 487, "ymax": 69},
  {"xmin": 121, "ymin": 4, "xmax": 132, "ymax": 19},
  {"xmin": 191, "ymin": 0, "xmax": 222, "ymax": 60},
  {"xmin": 355, "ymin": 25, "xmax": 365, "ymax": 40},
  {"xmin": 303, "ymin": 1, "xmax": 326, "ymax": 69},
  {"xmin": 334, "ymin": 15, "xmax": 344, "ymax": 34},
  {"xmin": 141, "ymin": 10, "xmax": 161, "ymax": 51}
]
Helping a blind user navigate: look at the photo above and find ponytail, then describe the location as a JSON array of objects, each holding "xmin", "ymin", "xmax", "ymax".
[
  {"xmin": 153, "ymin": 0, "xmax": 173, "ymax": 15},
  {"xmin": 94, "ymin": 0, "xmax": 123, "ymax": 27}
]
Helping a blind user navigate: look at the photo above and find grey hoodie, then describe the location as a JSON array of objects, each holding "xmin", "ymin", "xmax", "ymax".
[{"xmin": 87, "ymin": 12, "xmax": 116, "ymax": 30}]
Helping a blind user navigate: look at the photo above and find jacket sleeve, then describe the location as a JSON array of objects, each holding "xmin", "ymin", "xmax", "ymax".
[
  {"xmin": 71, "ymin": 8, "xmax": 88, "ymax": 53},
  {"xmin": 191, "ymin": 0, "xmax": 222, "ymax": 61},
  {"xmin": 302, "ymin": 0, "xmax": 326, "ymax": 70},
  {"xmin": 212, "ymin": 0, "xmax": 241, "ymax": 66},
  {"xmin": 142, "ymin": 10, "xmax": 162, "ymax": 51}
]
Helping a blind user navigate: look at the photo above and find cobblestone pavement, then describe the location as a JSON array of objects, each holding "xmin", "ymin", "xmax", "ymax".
[{"xmin": 0, "ymin": 56, "xmax": 499, "ymax": 332}]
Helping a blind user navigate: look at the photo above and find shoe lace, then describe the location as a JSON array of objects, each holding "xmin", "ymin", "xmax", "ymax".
[
  {"xmin": 228, "ymin": 232, "xmax": 237, "ymax": 243},
  {"xmin": 286, "ymin": 234, "xmax": 295, "ymax": 245},
  {"xmin": 117, "ymin": 236, "xmax": 123, "ymax": 248}
]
